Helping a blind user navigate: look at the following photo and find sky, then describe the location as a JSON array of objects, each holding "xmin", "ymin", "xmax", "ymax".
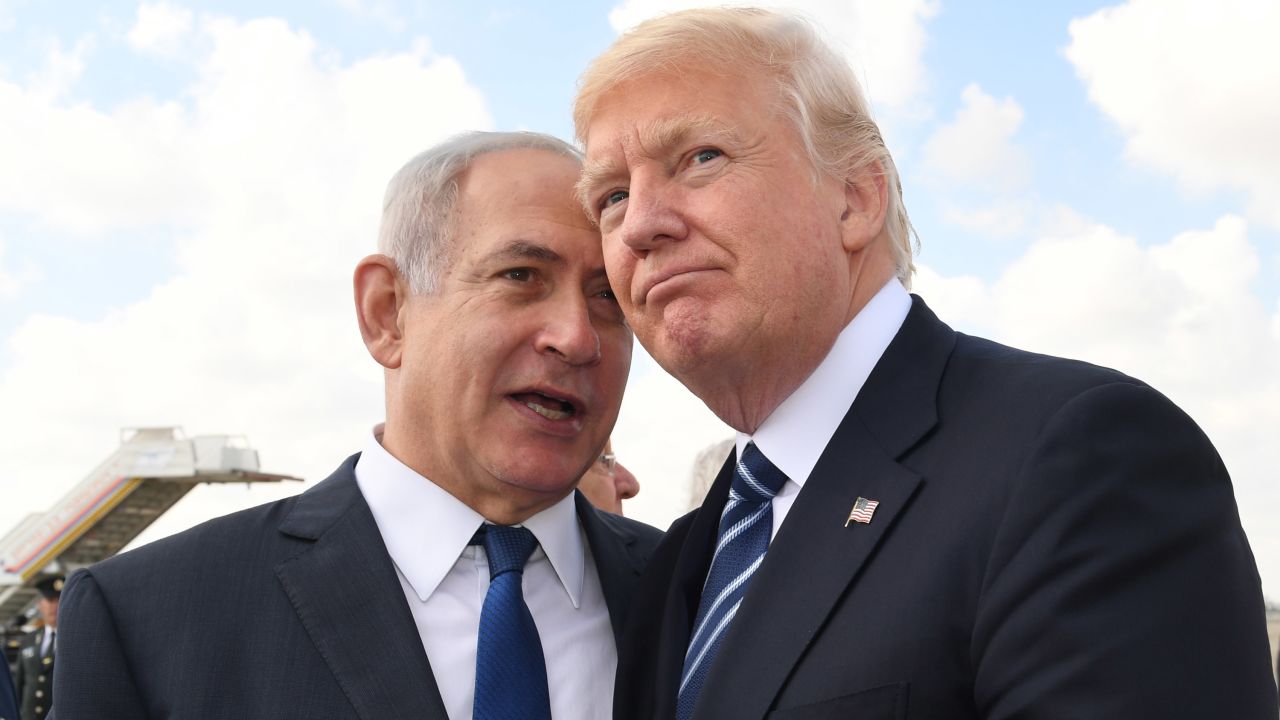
[{"xmin": 1, "ymin": 0, "xmax": 1277, "ymax": 600}]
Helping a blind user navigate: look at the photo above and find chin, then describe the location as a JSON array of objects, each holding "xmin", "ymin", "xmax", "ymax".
[
  {"xmin": 493, "ymin": 453, "xmax": 586, "ymax": 497},
  {"xmin": 649, "ymin": 320, "xmax": 724, "ymax": 378}
]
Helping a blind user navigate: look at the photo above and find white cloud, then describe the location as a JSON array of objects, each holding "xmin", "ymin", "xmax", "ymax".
[
  {"xmin": 606, "ymin": 0, "xmax": 939, "ymax": 113},
  {"xmin": 613, "ymin": 352, "xmax": 733, "ymax": 526},
  {"xmin": 0, "ymin": 235, "xmax": 40, "ymax": 298},
  {"xmin": 128, "ymin": 2, "xmax": 194, "ymax": 56},
  {"xmin": 1067, "ymin": 0, "xmax": 1280, "ymax": 228},
  {"xmin": 923, "ymin": 83, "xmax": 1029, "ymax": 193},
  {"xmin": 921, "ymin": 212, "xmax": 1280, "ymax": 598},
  {"xmin": 0, "ymin": 0, "xmax": 19, "ymax": 32},
  {"xmin": 0, "ymin": 16, "xmax": 488, "ymax": 237},
  {"xmin": 939, "ymin": 200, "xmax": 1031, "ymax": 240},
  {"xmin": 912, "ymin": 264, "xmax": 995, "ymax": 335},
  {"xmin": 23, "ymin": 34, "xmax": 93, "ymax": 101},
  {"xmin": 0, "ymin": 14, "xmax": 492, "ymax": 538},
  {"xmin": 334, "ymin": 0, "xmax": 406, "ymax": 32},
  {"xmin": 0, "ymin": 236, "xmax": 17, "ymax": 297}
]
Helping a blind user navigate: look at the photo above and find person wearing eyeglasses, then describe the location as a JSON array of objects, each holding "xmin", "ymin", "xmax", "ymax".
[{"xmin": 577, "ymin": 439, "xmax": 640, "ymax": 515}]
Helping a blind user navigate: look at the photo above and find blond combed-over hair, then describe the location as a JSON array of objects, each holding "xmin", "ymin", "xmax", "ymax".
[{"xmin": 572, "ymin": 7, "xmax": 916, "ymax": 285}]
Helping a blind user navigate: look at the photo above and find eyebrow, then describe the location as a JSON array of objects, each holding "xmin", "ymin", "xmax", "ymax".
[
  {"xmin": 483, "ymin": 240, "xmax": 609, "ymax": 282},
  {"xmin": 485, "ymin": 240, "xmax": 562, "ymax": 265},
  {"xmin": 575, "ymin": 115, "xmax": 745, "ymax": 212}
]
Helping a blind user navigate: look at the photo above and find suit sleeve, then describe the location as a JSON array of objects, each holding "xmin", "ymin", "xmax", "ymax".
[
  {"xmin": 2, "ymin": 655, "xmax": 19, "ymax": 720},
  {"xmin": 972, "ymin": 381, "xmax": 1277, "ymax": 719},
  {"xmin": 50, "ymin": 570, "xmax": 149, "ymax": 720}
]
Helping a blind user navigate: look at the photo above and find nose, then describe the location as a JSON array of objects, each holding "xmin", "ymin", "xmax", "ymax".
[
  {"xmin": 614, "ymin": 170, "xmax": 687, "ymax": 254},
  {"xmin": 613, "ymin": 460, "xmax": 639, "ymax": 501},
  {"xmin": 536, "ymin": 293, "xmax": 601, "ymax": 366}
]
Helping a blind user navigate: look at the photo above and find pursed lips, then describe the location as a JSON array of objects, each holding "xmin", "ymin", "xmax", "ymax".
[{"xmin": 637, "ymin": 265, "xmax": 715, "ymax": 305}]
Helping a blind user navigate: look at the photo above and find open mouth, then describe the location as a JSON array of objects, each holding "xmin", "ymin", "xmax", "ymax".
[{"xmin": 511, "ymin": 391, "xmax": 577, "ymax": 421}]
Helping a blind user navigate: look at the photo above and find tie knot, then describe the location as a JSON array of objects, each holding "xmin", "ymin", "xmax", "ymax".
[
  {"xmin": 476, "ymin": 524, "xmax": 538, "ymax": 579},
  {"xmin": 732, "ymin": 442, "xmax": 788, "ymax": 502}
]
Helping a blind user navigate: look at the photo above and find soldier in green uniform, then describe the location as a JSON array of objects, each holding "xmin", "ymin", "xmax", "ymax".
[{"xmin": 13, "ymin": 577, "xmax": 61, "ymax": 720}]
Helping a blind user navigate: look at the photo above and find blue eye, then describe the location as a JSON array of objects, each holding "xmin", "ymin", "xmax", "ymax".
[
  {"xmin": 603, "ymin": 189, "xmax": 628, "ymax": 208},
  {"xmin": 693, "ymin": 148, "xmax": 722, "ymax": 164}
]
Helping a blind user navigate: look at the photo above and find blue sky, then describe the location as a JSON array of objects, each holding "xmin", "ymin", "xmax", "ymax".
[{"xmin": 1, "ymin": 0, "xmax": 1277, "ymax": 599}]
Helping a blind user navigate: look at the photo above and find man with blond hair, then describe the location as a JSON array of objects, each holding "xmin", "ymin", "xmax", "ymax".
[{"xmin": 574, "ymin": 8, "xmax": 1277, "ymax": 719}]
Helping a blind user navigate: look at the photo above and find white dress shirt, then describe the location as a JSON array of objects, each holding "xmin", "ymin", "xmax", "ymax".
[
  {"xmin": 737, "ymin": 278, "xmax": 912, "ymax": 539},
  {"xmin": 355, "ymin": 429, "xmax": 616, "ymax": 720}
]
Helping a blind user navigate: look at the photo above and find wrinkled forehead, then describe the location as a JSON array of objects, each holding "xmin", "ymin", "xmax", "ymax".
[{"xmin": 580, "ymin": 114, "xmax": 739, "ymax": 181}]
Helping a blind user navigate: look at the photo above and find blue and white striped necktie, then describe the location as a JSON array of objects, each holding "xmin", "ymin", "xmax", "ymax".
[{"xmin": 677, "ymin": 441, "xmax": 788, "ymax": 720}]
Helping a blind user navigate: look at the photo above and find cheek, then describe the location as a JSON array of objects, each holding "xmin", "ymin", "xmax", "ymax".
[
  {"xmin": 603, "ymin": 242, "xmax": 637, "ymax": 295},
  {"xmin": 602, "ymin": 332, "xmax": 633, "ymax": 389}
]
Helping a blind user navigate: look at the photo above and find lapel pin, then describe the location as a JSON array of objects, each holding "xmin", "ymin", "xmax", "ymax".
[{"xmin": 845, "ymin": 497, "xmax": 880, "ymax": 527}]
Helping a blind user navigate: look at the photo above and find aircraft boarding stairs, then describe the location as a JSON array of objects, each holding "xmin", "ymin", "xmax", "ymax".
[{"xmin": 0, "ymin": 427, "xmax": 299, "ymax": 623}]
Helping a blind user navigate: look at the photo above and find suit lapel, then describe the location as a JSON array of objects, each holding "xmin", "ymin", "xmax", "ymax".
[
  {"xmin": 651, "ymin": 457, "xmax": 737, "ymax": 718},
  {"xmin": 575, "ymin": 492, "xmax": 649, "ymax": 642},
  {"xmin": 695, "ymin": 421, "xmax": 921, "ymax": 719},
  {"xmin": 274, "ymin": 458, "xmax": 448, "ymax": 720},
  {"xmin": 691, "ymin": 296, "xmax": 956, "ymax": 720}
]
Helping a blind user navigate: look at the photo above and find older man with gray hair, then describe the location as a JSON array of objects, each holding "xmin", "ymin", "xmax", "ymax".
[
  {"xmin": 574, "ymin": 7, "xmax": 1277, "ymax": 719},
  {"xmin": 52, "ymin": 131, "xmax": 660, "ymax": 720}
]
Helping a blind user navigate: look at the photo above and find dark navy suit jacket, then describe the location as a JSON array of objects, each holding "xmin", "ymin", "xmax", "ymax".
[
  {"xmin": 51, "ymin": 455, "xmax": 661, "ymax": 719},
  {"xmin": 1, "ymin": 654, "xmax": 17, "ymax": 720},
  {"xmin": 615, "ymin": 296, "xmax": 1278, "ymax": 719}
]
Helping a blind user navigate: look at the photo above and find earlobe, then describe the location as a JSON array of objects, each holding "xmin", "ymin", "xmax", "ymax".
[
  {"xmin": 353, "ymin": 254, "xmax": 406, "ymax": 369},
  {"xmin": 839, "ymin": 163, "xmax": 889, "ymax": 253}
]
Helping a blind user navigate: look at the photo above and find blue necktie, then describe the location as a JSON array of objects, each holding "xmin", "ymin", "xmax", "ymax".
[
  {"xmin": 473, "ymin": 524, "xmax": 552, "ymax": 720},
  {"xmin": 677, "ymin": 442, "xmax": 788, "ymax": 720}
]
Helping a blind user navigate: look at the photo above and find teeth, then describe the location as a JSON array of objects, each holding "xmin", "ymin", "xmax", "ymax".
[{"xmin": 525, "ymin": 401, "xmax": 571, "ymax": 421}]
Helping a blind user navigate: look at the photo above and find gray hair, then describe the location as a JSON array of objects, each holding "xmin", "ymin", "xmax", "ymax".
[
  {"xmin": 378, "ymin": 131, "xmax": 582, "ymax": 294},
  {"xmin": 573, "ymin": 7, "xmax": 916, "ymax": 286}
]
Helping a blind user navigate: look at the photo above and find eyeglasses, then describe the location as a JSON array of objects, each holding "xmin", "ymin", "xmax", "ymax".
[{"xmin": 596, "ymin": 451, "xmax": 617, "ymax": 472}]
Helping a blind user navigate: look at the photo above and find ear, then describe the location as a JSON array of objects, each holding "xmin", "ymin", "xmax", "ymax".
[
  {"xmin": 838, "ymin": 161, "xmax": 889, "ymax": 254},
  {"xmin": 354, "ymin": 254, "xmax": 408, "ymax": 369}
]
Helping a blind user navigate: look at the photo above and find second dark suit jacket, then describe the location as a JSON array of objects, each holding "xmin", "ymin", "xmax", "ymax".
[
  {"xmin": 52, "ymin": 454, "xmax": 662, "ymax": 719},
  {"xmin": 1, "ymin": 651, "xmax": 18, "ymax": 720},
  {"xmin": 615, "ymin": 296, "xmax": 1277, "ymax": 719}
]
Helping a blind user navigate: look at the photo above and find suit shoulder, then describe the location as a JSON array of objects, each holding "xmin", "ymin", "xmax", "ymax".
[
  {"xmin": 87, "ymin": 456, "xmax": 361, "ymax": 585},
  {"xmin": 86, "ymin": 488, "xmax": 305, "ymax": 585},
  {"xmin": 944, "ymin": 332, "xmax": 1156, "ymax": 413},
  {"xmin": 954, "ymin": 332, "xmax": 1136, "ymax": 385},
  {"xmin": 593, "ymin": 509, "xmax": 664, "ymax": 554},
  {"xmin": 921, "ymin": 332, "xmax": 1217, "ymax": 490}
]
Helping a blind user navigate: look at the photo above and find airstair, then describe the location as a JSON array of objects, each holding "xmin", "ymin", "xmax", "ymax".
[{"xmin": 0, "ymin": 427, "xmax": 300, "ymax": 623}]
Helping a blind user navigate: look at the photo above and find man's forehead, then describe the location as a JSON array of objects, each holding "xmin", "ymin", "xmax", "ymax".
[{"xmin": 581, "ymin": 114, "xmax": 741, "ymax": 181}]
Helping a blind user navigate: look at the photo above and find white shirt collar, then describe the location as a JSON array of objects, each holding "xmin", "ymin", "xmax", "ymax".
[
  {"xmin": 354, "ymin": 426, "xmax": 586, "ymax": 608},
  {"xmin": 737, "ymin": 278, "xmax": 911, "ymax": 487}
]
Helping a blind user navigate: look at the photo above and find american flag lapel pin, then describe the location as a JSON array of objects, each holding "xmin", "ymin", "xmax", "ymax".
[{"xmin": 845, "ymin": 497, "xmax": 880, "ymax": 527}]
